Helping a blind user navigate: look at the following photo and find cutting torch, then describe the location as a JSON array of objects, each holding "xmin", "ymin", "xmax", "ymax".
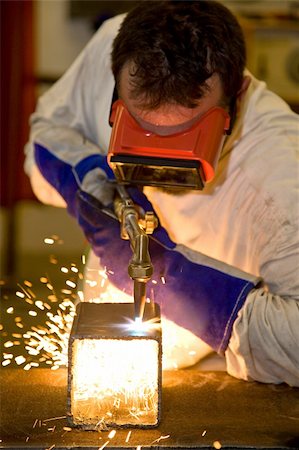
[{"xmin": 113, "ymin": 185, "xmax": 158, "ymax": 322}]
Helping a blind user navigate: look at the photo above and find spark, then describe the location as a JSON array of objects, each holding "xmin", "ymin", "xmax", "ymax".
[
  {"xmin": 15, "ymin": 355, "xmax": 26, "ymax": 365},
  {"xmin": 202, "ymin": 430, "xmax": 207, "ymax": 436},
  {"xmin": 125, "ymin": 431, "xmax": 132, "ymax": 443},
  {"xmin": 18, "ymin": 283, "xmax": 36, "ymax": 299},
  {"xmin": 151, "ymin": 435, "xmax": 170, "ymax": 444},
  {"xmin": 43, "ymin": 416, "xmax": 67, "ymax": 422},
  {"xmin": 86, "ymin": 280, "xmax": 97, "ymax": 287},
  {"xmin": 44, "ymin": 238, "xmax": 55, "ymax": 245},
  {"xmin": 46, "ymin": 445, "xmax": 55, "ymax": 450},
  {"xmin": 213, "ymin": 441, "xmax": 222, "ymax": 449},
  {"xmin": 61, "ymin": 289, "xmax": 72, "ymax": 295},
  {"xmin": 35, "ymin": 301, "xmax": 45, "ymax": 310},
  {"xmin": 99, "ymin": 268, "xmax": 108, "ymax": 279},
  {"xmin": 2, "ymin": 360, "xmax": 10, "ymax": 367},
  {"xmin": 108, "ymin": 430, "xmax": 116, "ymax": 439},
  {"xmin": 98, "ymin": 441, "xmax": 109, "ymax": 450}
]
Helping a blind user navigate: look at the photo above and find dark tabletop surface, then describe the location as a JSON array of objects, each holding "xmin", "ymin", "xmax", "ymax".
[{"xmin": 1, "ymin": 367, "xmax": 299, "ymax": 450}]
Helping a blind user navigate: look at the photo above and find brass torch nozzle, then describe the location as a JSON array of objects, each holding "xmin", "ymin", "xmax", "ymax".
[{"xmin": 114, "ymin": 186, "xmax": 156, "ymax": 322}]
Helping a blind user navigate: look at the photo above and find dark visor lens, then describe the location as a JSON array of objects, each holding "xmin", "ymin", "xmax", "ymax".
[{"xmin": 110, "ymin": 155, "xmax": 204, "ymax": 190}]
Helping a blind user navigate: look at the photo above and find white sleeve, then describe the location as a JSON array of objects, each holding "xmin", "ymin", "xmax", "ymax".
[
  {"xmin": 24, "ymin": 15, "xmax": 125, "ymax": 205},
  {"xmin": 226, "ymin": 289, "xmax": 299, "ymax": 387}
]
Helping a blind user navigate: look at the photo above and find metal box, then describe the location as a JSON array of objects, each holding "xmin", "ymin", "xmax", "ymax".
[{"xmin": 67, "ymin": 302, "xmax": 162, "ymax": 429}]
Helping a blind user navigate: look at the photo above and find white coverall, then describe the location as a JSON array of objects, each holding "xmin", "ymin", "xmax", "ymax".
[{"xmin": 24, "ymin": 14, "xmax": 299, "ymax": 386}]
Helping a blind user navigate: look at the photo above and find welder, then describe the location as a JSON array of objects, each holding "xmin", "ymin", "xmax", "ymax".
[{"xmin": 25, "ymin": 1, "xmax": 299, "ymax": 386}]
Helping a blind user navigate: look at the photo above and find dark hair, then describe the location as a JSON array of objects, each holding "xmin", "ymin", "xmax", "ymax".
[{"xmin": 111, "ymin": 0, "xmax": 246, "ymax": 109}]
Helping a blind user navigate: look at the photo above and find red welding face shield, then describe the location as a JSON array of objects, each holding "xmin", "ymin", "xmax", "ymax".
[{"xmin": 108, "ymin": 99, "xmax": 232, "ymax": 190}]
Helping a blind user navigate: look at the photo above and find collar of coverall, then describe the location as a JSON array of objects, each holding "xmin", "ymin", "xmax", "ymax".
[{"xmin": 107, "ymin": 95, "xmax": 235, "ymax": 189}]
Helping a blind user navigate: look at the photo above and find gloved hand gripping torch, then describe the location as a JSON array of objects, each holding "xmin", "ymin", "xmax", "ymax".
[{"xmin": 113, "ymin": 185, "xmax": 158, "ymax": 322}]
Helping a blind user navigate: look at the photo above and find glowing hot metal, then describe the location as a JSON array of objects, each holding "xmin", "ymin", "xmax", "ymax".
[{"xmin": 67, "ymin": 302, "xmax": 162, "ymax": 429}]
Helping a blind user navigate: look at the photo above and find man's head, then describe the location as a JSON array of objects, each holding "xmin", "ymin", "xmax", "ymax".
[
  {"xmin": 112, "ymin": 0, "xmax": 246, "ymax": 115},
  {"xmin": 109, "ymin": 1, "xmax": 248, "ymax": 193}
]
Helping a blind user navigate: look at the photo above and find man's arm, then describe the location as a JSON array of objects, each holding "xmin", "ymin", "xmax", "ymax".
[
  {"xmin": 227, "ymin": 289, "xmax": 299, "ymax": 386},
  {"xmin": 24, "ymin": 15, "xmax": 125, "ymax": 205},
  {"xmin": 226, "ymin": 221, "xmax": 299, "ymax": 386}
]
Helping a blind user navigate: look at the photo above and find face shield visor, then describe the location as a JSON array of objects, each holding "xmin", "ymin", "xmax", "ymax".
[{"xmin": 108, "ymin": 99, "xmax": 232, "ymax": 191}]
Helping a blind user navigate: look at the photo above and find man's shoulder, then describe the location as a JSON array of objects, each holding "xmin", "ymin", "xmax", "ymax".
[
  {"xmin": 242, "ymin": 72, "xmax": 299, "ymax": 136},
  {"xmin": 238, "ymin": 103, "xmax": 298, "ymax": 226},
  {"xmin": 223, "ymin": 75, "xmax": 299, "ymax": 227},
  {"xmin": 93, "ymin": 14, "xmax": 127, "ymax": 42}
]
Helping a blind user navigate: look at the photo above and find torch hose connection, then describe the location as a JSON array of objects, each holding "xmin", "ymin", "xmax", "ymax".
[{"xmin": 114, "ymin": 186, "xmax": 156, "ymax": 321}]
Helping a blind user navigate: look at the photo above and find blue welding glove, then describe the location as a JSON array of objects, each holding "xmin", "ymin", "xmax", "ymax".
[
  {"xmin": 34, "ymin": 142, "xmax": 115, "ymax": 216},
  {"xmin": 77, "ymin": 188, "xmax": 262, "ymax": 355}
]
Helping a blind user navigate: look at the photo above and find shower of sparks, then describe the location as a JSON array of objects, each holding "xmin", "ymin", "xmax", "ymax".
[
  {"xmin": 0, "ymin": 224, "xmax": 136, "ymax": 370},
  {"xmin": 1, "ymin": 281, "xmax": 77, "ymax": 369},
  {"xmin": 0, "ymin": 252, "xmax": 93, "ymax": 369},
  {"xmin": 71, "ymin": 338, "xmax": 159, "ymax": 427},
  {"xmin": 0, "ymin": 248, "xmax": 155, "ymax": 371}
]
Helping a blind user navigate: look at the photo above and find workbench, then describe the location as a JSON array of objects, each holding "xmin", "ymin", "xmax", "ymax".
[{"xmin": 1, "ymin": 368, "xmax": 298, "ymax": 449}]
